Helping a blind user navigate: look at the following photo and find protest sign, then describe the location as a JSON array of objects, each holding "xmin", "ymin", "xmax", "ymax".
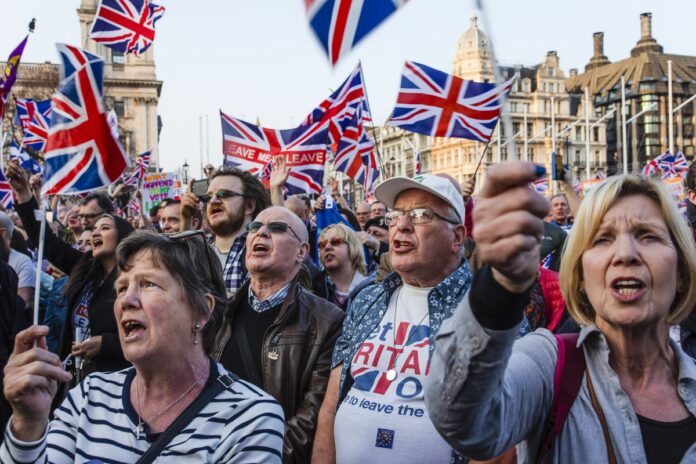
[{"xmin": 141, "ymin": 173, "xmax": 183, "ymax": 214}]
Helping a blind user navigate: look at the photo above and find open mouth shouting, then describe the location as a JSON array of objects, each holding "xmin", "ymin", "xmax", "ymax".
[
  {"xmin": 121, "ymin": 319, "xmax": 147, "ymax": 341},
  {"xmin": 251, "ymin": 241, "xmax": 271, "ymax": 255},
  {"xmin": 610, "ymin": 277, "xmax": 647, "ymax": 303},
  {"xmin": 392, "ymin": 239, "xmax": 416, "ymax": 254}
]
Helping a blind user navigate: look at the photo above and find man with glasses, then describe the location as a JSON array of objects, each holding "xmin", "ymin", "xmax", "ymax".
[
  {"xmin": 181, "ymin": 167, "xmax": 270, "ymax": 297},
  {"xmin": 78, "ymin": 193, "xmax": 114, "ymax": 231},
  {"xmin": 313, "ymin": 174, "xmax": 473, "ymax": 464},
  {"xmin": 213, "ymin": 206, "xmax": 345, "ymax": 464}
]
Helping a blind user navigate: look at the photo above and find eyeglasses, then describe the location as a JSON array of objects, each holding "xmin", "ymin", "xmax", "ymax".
[
  {"xmin": 318, "ymin": 237, "xmax": 346, "ymax": 250},
  {"xmin": 77, "ymin": 212, "xmax": 103, "ymax": 220},
  {"xmin": 246, "ymin": 221, "xmax": 303, "ymax": 243},
  {"xmin": 199, "ymin": 189, "xmax": 245, "ymax": 203},
  {"xmin": 164, "ymin": 230, "xmax": 218, "ymax": 285},
  {"xmin": 384, "ymin": 207, "xmax": 459, "ymax": 227}
]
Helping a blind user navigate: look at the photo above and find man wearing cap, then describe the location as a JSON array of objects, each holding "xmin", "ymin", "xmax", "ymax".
[{"xmin": 312, "ymin": 174, "xmax": 473, "ymax": 463}]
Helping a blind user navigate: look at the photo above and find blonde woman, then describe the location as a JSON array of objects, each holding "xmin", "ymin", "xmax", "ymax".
[
  {"xmin": 425, "ymin": 162, "xmax": 696, "ymax": 463},
  {"xmin": 312, "ymin": 223, "xmax": 373, "ymax": 310}
]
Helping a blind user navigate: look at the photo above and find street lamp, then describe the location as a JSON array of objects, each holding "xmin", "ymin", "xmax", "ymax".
[{"xmin": 182, "ymin": 160, "xmax": 189, "ymax": 184}]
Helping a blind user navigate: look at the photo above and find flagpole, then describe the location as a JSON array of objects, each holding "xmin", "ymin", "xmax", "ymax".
[
  {"xmin": 358, "ymin": 61, "xmax": 387, "ymax": 179},
  {"xmin": 585, "ymin": 86, "xmax": 591, "ymax": 180},
  {"xmin": 668, "ymin": 60, "xmax": 674, "ymax": 155},
  {"xmin": 621, "ymin": 76, "xmax": 628, "ymax": 174},
  {"xmin": 32, "ymin": 201, "xmax": 47, "ymax": 329},
  {"xmin": 523, "ymin": 105, "xmax": 528, "ymax": 162}
]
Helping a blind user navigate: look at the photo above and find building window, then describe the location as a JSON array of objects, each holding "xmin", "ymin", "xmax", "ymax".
[
  {"xmin": 114, "ymin": 100, "xmax": 125, "ymax": 118},
  {"xmin": 593, "ymin": 127, "xmax": 599, "ymax": 142},
  {"xmin": 112, "ymin": 50, "xmax": 125, "ymax": 65},
  {"xmin": 549, "ymin": 83, "xmax": 555, "ymax": 93},
  {"xmin": 510, "ymin": 102, "xmax": 518, "ymax": 113}
]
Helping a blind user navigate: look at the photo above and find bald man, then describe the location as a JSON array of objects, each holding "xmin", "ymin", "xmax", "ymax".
[
  {"xmin": 213, "ymin": 206, "xmax": 345, "ymax": 464},
  {"xmin": 285, "ymin": 194, "xmax": 318, "ymax": 262}
]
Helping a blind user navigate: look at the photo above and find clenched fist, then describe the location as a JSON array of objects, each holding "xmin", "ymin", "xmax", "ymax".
[{"xmin": 473, "ymin": 162, "xmax": 549, "ymax": 293}]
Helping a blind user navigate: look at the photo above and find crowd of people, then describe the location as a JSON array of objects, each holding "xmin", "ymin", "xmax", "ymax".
[{"xmin": 0, "ymin": 154, "xmax": 696, "ymax": 463}]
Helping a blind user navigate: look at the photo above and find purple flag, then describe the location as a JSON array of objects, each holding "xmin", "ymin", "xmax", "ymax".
[{"xmin": 1, "ymin": 35, "xmax": 29, "ymax": 118}]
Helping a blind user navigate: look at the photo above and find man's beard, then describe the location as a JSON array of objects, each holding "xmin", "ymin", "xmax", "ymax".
[{"xmin": 209, "ymin": 208, "xmax": 246, "ymax": 237}]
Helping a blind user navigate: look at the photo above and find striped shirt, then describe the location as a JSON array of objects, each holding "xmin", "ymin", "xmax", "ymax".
[{"xmin": 1, "ymin": 362, "xmax": 284, "ymax": 463}]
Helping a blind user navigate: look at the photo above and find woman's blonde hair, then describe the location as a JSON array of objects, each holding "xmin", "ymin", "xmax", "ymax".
[
  {"xmin": 319, "ymin": 223, "xmax": 366, "ymax": 275},
  {"xmin": 560, "ymin": 174, "xmax": 696, "ymax": 325}
]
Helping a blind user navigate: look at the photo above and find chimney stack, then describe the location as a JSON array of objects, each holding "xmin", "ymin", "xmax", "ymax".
[
  {"xmin": 631, "ymin": 12, "xmax": 663, "ymax": 56},
  {"xmin": 585, "ymin": 32, "xmax": 610, "ymax": 71}
]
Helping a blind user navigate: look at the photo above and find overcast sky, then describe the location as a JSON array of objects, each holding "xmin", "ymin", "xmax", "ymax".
[{"xmin": 3, "ymin": 0, "xmax": 695, "ymax": 176}]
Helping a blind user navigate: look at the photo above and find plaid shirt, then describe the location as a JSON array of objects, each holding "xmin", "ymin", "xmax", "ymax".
[
  {"xmin": 211, "ymin": 231, "xmax": 248, "ymax": 297},
  {"xmin": 248, "ymin": 284, "xmax": 290, "ymax": 313}
]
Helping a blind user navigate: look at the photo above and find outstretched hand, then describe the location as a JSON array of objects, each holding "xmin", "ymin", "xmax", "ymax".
[
  {"xmin": 4, "ymin": 161, "xmax": 33, "ymax": 204},
  {"xmin": 473, "ymin": 162, "xmax": 549, "ymax": 293},
  {"xmin": 270, "ymin": 157, "xmax": 290, "ymax": 190}
]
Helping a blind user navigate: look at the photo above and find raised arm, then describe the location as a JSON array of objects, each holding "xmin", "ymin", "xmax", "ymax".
[{"xmin": 425, "ymin": 162, "xmax": 558, "ymax": 460}]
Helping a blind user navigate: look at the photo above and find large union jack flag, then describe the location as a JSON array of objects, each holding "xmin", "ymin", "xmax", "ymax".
[
  {"xmin": 42, "ymin": 44, "xmax": 129, "ymax": 196},
  {"xmin": 0, "ymin": 169, "xmax": 13, "ymax": 209},
  {"xmin": 303, "ymin": 63, "xmax": 372, "ymax": 145},
  {"xmin": 16, "ymin": 98, "xmax": 52, "ymax": 153},
  {"xmin": 305, "ymin": 0, "xmax": 408, "ymax": 66},
  {"xmin": 89, "ymin": 0, "xmax": 165, "ymax": 56},
  {"xmin": 221, "ymin": 111, "xmax": 328, "ymax": 195},
  {"xmin": 334, "ymin": 107, "xmax": 380, "ymax": 193},
  {"xmin": 387, "ymin": 61, "xmax": 516, "ymax": 141}
]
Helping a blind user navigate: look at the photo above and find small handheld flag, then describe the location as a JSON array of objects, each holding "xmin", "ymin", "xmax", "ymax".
[{"xmin": 89, "ymin": 0, "xmax": 165, "ymax": 56}]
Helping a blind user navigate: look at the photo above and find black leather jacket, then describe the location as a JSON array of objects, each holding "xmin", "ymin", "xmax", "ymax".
[{"xmin": 213, "ymin": 279, "xmax": 345, "ymax": 463}]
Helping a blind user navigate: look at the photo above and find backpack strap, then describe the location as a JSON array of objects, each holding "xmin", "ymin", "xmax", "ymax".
[{"xmin": 538, "ymin": 333, "xmax": 585, "ymax": 459}]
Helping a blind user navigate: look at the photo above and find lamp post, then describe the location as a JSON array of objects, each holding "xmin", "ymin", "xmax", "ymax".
[{"xmin": 182, "ymin": 160, "xmax": 189, "ymax": 185}]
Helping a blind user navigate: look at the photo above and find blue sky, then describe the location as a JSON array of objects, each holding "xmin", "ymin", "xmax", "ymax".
[{"xmin": 3, "ymin": 1, "xmax": 695, "ymax": 176}]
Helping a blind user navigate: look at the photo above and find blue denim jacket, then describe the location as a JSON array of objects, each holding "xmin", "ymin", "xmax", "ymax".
[{"xmin": 331, "ymin": 261, "xmax": 473, "ymax": 404}]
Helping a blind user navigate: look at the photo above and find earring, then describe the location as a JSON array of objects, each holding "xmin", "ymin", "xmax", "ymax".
[{"xmin": 192, "ymin": 323, "xmax": 201, "ymax": 345}]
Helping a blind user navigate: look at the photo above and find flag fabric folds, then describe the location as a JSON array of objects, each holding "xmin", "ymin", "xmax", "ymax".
[
  {"xmin": 0, "ymin": 35, "xmax": 29, "ymax": 118},
  {"xmin": 89, "ymin": 0, "xmax": 165, "ymax": 56},
  {"xmin": 0, "ymin": 169, "xmax": 13, "ymax": 209},
  {"xmin": 415, "ymin": 151, "xmax": 421, "ymax": 174},
  {"xmin": 642, "ymin": 151, "xmax": 689, "ymax": 179},
  {"xmin": 387, "ymin": 61, "xmax": 515, "ymax": 141},
  {"xmin": 333, "ymin": 107, "xmax": 380, "ymax": 193},
  {"xmin": 221, "ymin": 111, "xmax": 328, "ymax": 195},
  {"xmin": 532, "ymin": 176, "xmax": 548, "ymax": 194},
  {"xmin": 305, "ymin": 0, "xmax": 408, "ymax": 66},
  {"xmin": 16, "ymin": 98, "xmax": 52, "ymax": 153},
  {"xmin": 42, "ymin": 44, "xmax": 129, "ymax": 196},
  {"xmin": 303, "ymin": 63, "xmax": 372, "ymax": 145},
  {"xmin": 9, "ymin": 141, "xmax": 42, "ymax": 175}
]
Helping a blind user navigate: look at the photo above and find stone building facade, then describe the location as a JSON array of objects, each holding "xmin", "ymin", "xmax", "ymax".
[
  {"xmin": 566, "ymin": 12, "xmax": 696, "ymax": 174},
  {"xmin": 2, "ymin": 0, "xmax": 162, "ymax": 168}
]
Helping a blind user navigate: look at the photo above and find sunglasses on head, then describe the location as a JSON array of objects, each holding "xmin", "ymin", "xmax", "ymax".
[
  {"xmin": 164, "ymin": 230, "xmax": 218, "ymax": 283},
  {"xmin": 246, "ymin": 221, "xmax": 303, "ymax": 243},
  {"xmin": 198, "ymin": 189, "xmax": 245, "ymax": 203},
  {"xmin": 318, "ymin": 237, "xmax": 346, "ymax": 250}
]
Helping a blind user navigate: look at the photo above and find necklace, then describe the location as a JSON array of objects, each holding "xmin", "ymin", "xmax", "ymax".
[
  {"xmin": 385, "ymin": 287, "xmax": 430, "ymax": 382},
  {"xmin": 134, "ymin": 359, "xmax": 207, "ymax": 439}
]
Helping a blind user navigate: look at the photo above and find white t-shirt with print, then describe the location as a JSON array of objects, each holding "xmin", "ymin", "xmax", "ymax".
[{"xmin": 334, "ymin": 283, "xmax": 451, "ymax": 464}]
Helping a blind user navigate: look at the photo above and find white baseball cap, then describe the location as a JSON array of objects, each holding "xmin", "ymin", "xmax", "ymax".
[{"xmin": 374, "ymin": 174, "xmax": 465, "ymax": 224}]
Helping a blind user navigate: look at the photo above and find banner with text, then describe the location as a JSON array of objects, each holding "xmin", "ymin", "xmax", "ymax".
[{"xmin": 141, "ymin": 173, "xmax": 182, "ymax": 214}]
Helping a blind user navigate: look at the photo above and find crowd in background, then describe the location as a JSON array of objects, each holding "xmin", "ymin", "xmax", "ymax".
[{"xmin": 0, "ymin": 156, "xmax": 696, "ymax": 463}]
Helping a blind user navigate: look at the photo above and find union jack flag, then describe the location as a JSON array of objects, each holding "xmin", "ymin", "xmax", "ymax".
[
  {"xmin": 0, "ymin": 169, "xmax": 13, "ymax": 209},
  {"xmin": 42, "ymin": 44, "xmax": 129, "ymax": 196},
  {"xmin": 594, "ymin": 169, "xmax": 606, "ymax": 180},
  {"xmin": 333, "ymin": 107, "xmax": 380, "ymax": 193},
  {"xmin": 305, "ymin": 0, "xmax": 408, "ymax": 66},
  {"xmin": 89, "ymin": 0, "xmax": 165, "ymax": 57},
  {"xmin": 303, "ymin": 63, "xmax": 372, "ymax": 145},
  {"xmin": 387, "ymin": 61, "xmax": 516, "ymax": 141},
  {"xmin": 127, "ymin": 198, "xmax": 141, "ymax": 214},
  {"xmin": 658, "ymin": 151, "xmax": 689, "ymax": 179},
  {"xmin": 9, "ymin": 141, "xmax": 42, "ymax": 175},
  {"xmin": 221, "ymin": 111, "xmax": 328, "ymax": 195},
  {"xmin": 15, "ymin": 98, "xmax": 52, "ymax": 153},
  {"xmin": 121, "ymin": 150, "xmax": 151, "ymax": 185},
  {"xmin": 415, "ymin": 151, "xmax": 421, "ymax": 174},
  {"xmin": 531, "ymin": 176, "xmax": 548, "ymax": 194},
  {"xmin": 641, "ymin": 158, "xmax": 659, "ymax": 177},
  {"xmin": 258, "ymin": 159, "xmax": 272, "ymax": 180}
]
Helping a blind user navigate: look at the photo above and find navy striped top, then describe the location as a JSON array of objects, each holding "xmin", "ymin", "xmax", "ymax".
[{"xmin": 1, "ymin": 362, "xmax": 285, "ymax": 463}]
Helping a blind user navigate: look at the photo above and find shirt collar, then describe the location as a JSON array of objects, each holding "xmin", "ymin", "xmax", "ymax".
[
  {"xmin": 382, "ymin": 260, "xmax": 471, "ymax": 298},
  {"xmin": 248, "ymin": 283, "xmax": 290, "ymax": 313}
]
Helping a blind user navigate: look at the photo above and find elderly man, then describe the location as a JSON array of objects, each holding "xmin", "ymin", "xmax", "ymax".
[
  {"xmin": 370, "ymin": 200, "xmax": 387, "ymax": 219},
  {"xmin": 213, "ymin": 206, "xmax": 344, "ymax": 463},
  {"xmin": 355, "ymin": 202, "xmax": 371, "ymax": 230},
  {"xmin": 549, "ymin": 193, "xmax": 572, "ymax": 232},
  {"xmin": 181, "ymin": 167, "xmax": 270, "ymax": 297},
  {"xmin": 312, "ymin": 174, "xmax": 473, "ymax": 463}
]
